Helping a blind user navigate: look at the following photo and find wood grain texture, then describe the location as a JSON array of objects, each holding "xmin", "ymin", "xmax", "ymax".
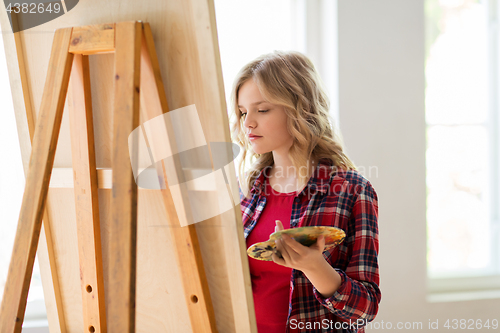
[
  {"xmin": 3, "ymin": 11, "xmax": 68, "ymax": 333},
  {"xmin": 69, "ymin": 23, "xmax": 115, "ymax": 55},
  {"xmin": 0, "ymin": 28, "xmax": 74, "ymax": 333},
  {"xmin": 68, "ymin": 54, "xmax": 107, "ymax": 333},
  {"xmin": 0, "ymin": 1, "xmax": 256, "ymax": 332},
  {"xmin": 188, "ymin": 1, "xmax": 257, "ymax": 331},
  {"xmin": 140, "ymin": 22, "xmax": 218, "ymax": 332},
  {"xmin": 108, "ymin": 21, "xmax": 141, "ymax": 333}
]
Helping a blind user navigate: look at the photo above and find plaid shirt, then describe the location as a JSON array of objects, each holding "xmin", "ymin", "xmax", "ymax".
[{"xmin": 239, "ymin": 159, "xmax": 381, "ymax": 332}]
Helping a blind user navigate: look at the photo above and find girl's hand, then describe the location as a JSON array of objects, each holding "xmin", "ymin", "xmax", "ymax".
[{"xmin": 271, "ymin": 220, "xmax": 326, "ymax": 272}]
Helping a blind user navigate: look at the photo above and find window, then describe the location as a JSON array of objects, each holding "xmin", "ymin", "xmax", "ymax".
[
  {"xmin": 425, "ymin": 0, "xmax": 500, "ymax": 294},
  {"xmin": 214, "ymin": 0, "xmax": 338, "ymax": 171}
]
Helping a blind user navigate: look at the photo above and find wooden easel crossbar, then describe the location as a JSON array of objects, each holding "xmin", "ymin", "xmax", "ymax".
[{"xmin": 0, "ymin": 21, "xmax": 218, "ymax": 333}]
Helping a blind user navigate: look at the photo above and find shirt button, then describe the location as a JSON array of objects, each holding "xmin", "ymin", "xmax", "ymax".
[{"xmin": 294, "ymin": 197, "xmax": 300, "ymax": 203}]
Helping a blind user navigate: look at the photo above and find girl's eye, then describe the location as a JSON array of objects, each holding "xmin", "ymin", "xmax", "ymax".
[{"xmin": 240, "ymin": 109, "xmax": 269, "ymax": 117}]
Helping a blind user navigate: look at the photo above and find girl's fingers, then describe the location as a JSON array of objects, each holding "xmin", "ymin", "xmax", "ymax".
[
  {"xmin": 275, "ymin": 220, "xmax": 284, "ymax": 231},
  {"xmin": 272, "ymin": 241, "xmax": 283, "ymax": 264},
  {"xmin": 313, "ymin": 235, "xmax": 326, "ymax": 252},
  {"xmin": 280, "ymin": 234, "xmax": 303, "ymax": 255},
  {"xmin": 319, "ymin": 235, "xmax": 326, "ymax": 251},
  {"xmin": 272, "ymin": 250, "xmax": 285, "ymax": 264},
  {"xmin": 276, "ymin": 238, "xmax": 291, "ymax": 263}
]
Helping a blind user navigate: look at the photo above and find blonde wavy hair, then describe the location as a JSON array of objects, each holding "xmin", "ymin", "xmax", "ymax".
[{"xmin": 230, "ymin": 50, "xmax": 357, "ymax": 198}]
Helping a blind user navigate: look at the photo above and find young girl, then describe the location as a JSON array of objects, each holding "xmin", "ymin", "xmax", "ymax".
[{"xmin": 231, "ymin": 51, "xmax": 381, "ymax": 333}]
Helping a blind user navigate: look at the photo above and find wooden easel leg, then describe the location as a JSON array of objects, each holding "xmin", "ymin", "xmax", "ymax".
[
  {"xmin": 0, "ymin": 28, "xmax": 74, "ymax": 333},
  {"xmin": 139, "ymin": 22, "xmax": 218, "ymax": 333},
  {"xmin": 68, "ymin": 54, "xmax": 107, "ymax": 333},
  {"xmin": 11, "ymin": 12, "xmax": 68, "ymax": 333},
  {"xmin": 107, "ymin": 21, "xmax": 141, "ymax": 333}
]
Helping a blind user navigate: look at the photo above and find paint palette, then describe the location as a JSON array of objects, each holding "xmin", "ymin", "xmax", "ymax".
[{"xmin": 247, "ymin": 225, "xmax": 346, "ymax": 261}]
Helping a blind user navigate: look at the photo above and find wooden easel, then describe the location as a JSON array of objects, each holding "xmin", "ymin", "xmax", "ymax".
[{"xmin": 0, "ymin": 21, "xmax": 217, "ymax": 333}]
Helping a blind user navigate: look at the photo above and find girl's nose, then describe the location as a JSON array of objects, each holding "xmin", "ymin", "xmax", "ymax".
[{"xmin": 243, "ymin": 113, "xmax": 256, "ymax": 129}]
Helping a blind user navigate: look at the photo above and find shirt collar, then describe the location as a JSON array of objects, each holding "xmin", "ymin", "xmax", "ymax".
[{"xmin": 250, "ymin": 158, "xmax": 335, "ymax": 196}]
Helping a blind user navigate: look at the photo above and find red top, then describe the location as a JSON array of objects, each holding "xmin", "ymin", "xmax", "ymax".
[{"xmin": 246, "ymin": 178, "xmax": 296, "ymax": 333}]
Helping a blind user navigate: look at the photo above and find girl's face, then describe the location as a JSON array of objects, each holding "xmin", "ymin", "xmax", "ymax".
[{"xmin": 238, "ymin": 78, "xmax": 294, "ymax": 156}]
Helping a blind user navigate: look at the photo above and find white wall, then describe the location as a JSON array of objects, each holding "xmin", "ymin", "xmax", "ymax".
[{"xmin": 338, "ymin": 0, "xmax": 500, "ymax": 331}]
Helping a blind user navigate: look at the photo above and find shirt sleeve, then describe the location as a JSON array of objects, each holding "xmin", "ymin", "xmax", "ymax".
[{"xmin": 312, "ymin": 179, "xmax": 381, "ymax": 327}]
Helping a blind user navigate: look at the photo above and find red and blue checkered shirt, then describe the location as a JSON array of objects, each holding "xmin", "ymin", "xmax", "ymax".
[{"xmin": 239, "ymin": 159, "xmax": 381, "ymax": 332}]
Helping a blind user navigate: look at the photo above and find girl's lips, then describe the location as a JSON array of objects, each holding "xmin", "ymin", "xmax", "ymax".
[{"xmin": 249, "ymin": 136, "xmax": 262, "ymax": 141}]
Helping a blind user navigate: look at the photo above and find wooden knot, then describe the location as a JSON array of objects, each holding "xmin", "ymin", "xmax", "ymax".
[{"xmin": 71, "ymin": 36, "xmax": 82, "ymax": 46}]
